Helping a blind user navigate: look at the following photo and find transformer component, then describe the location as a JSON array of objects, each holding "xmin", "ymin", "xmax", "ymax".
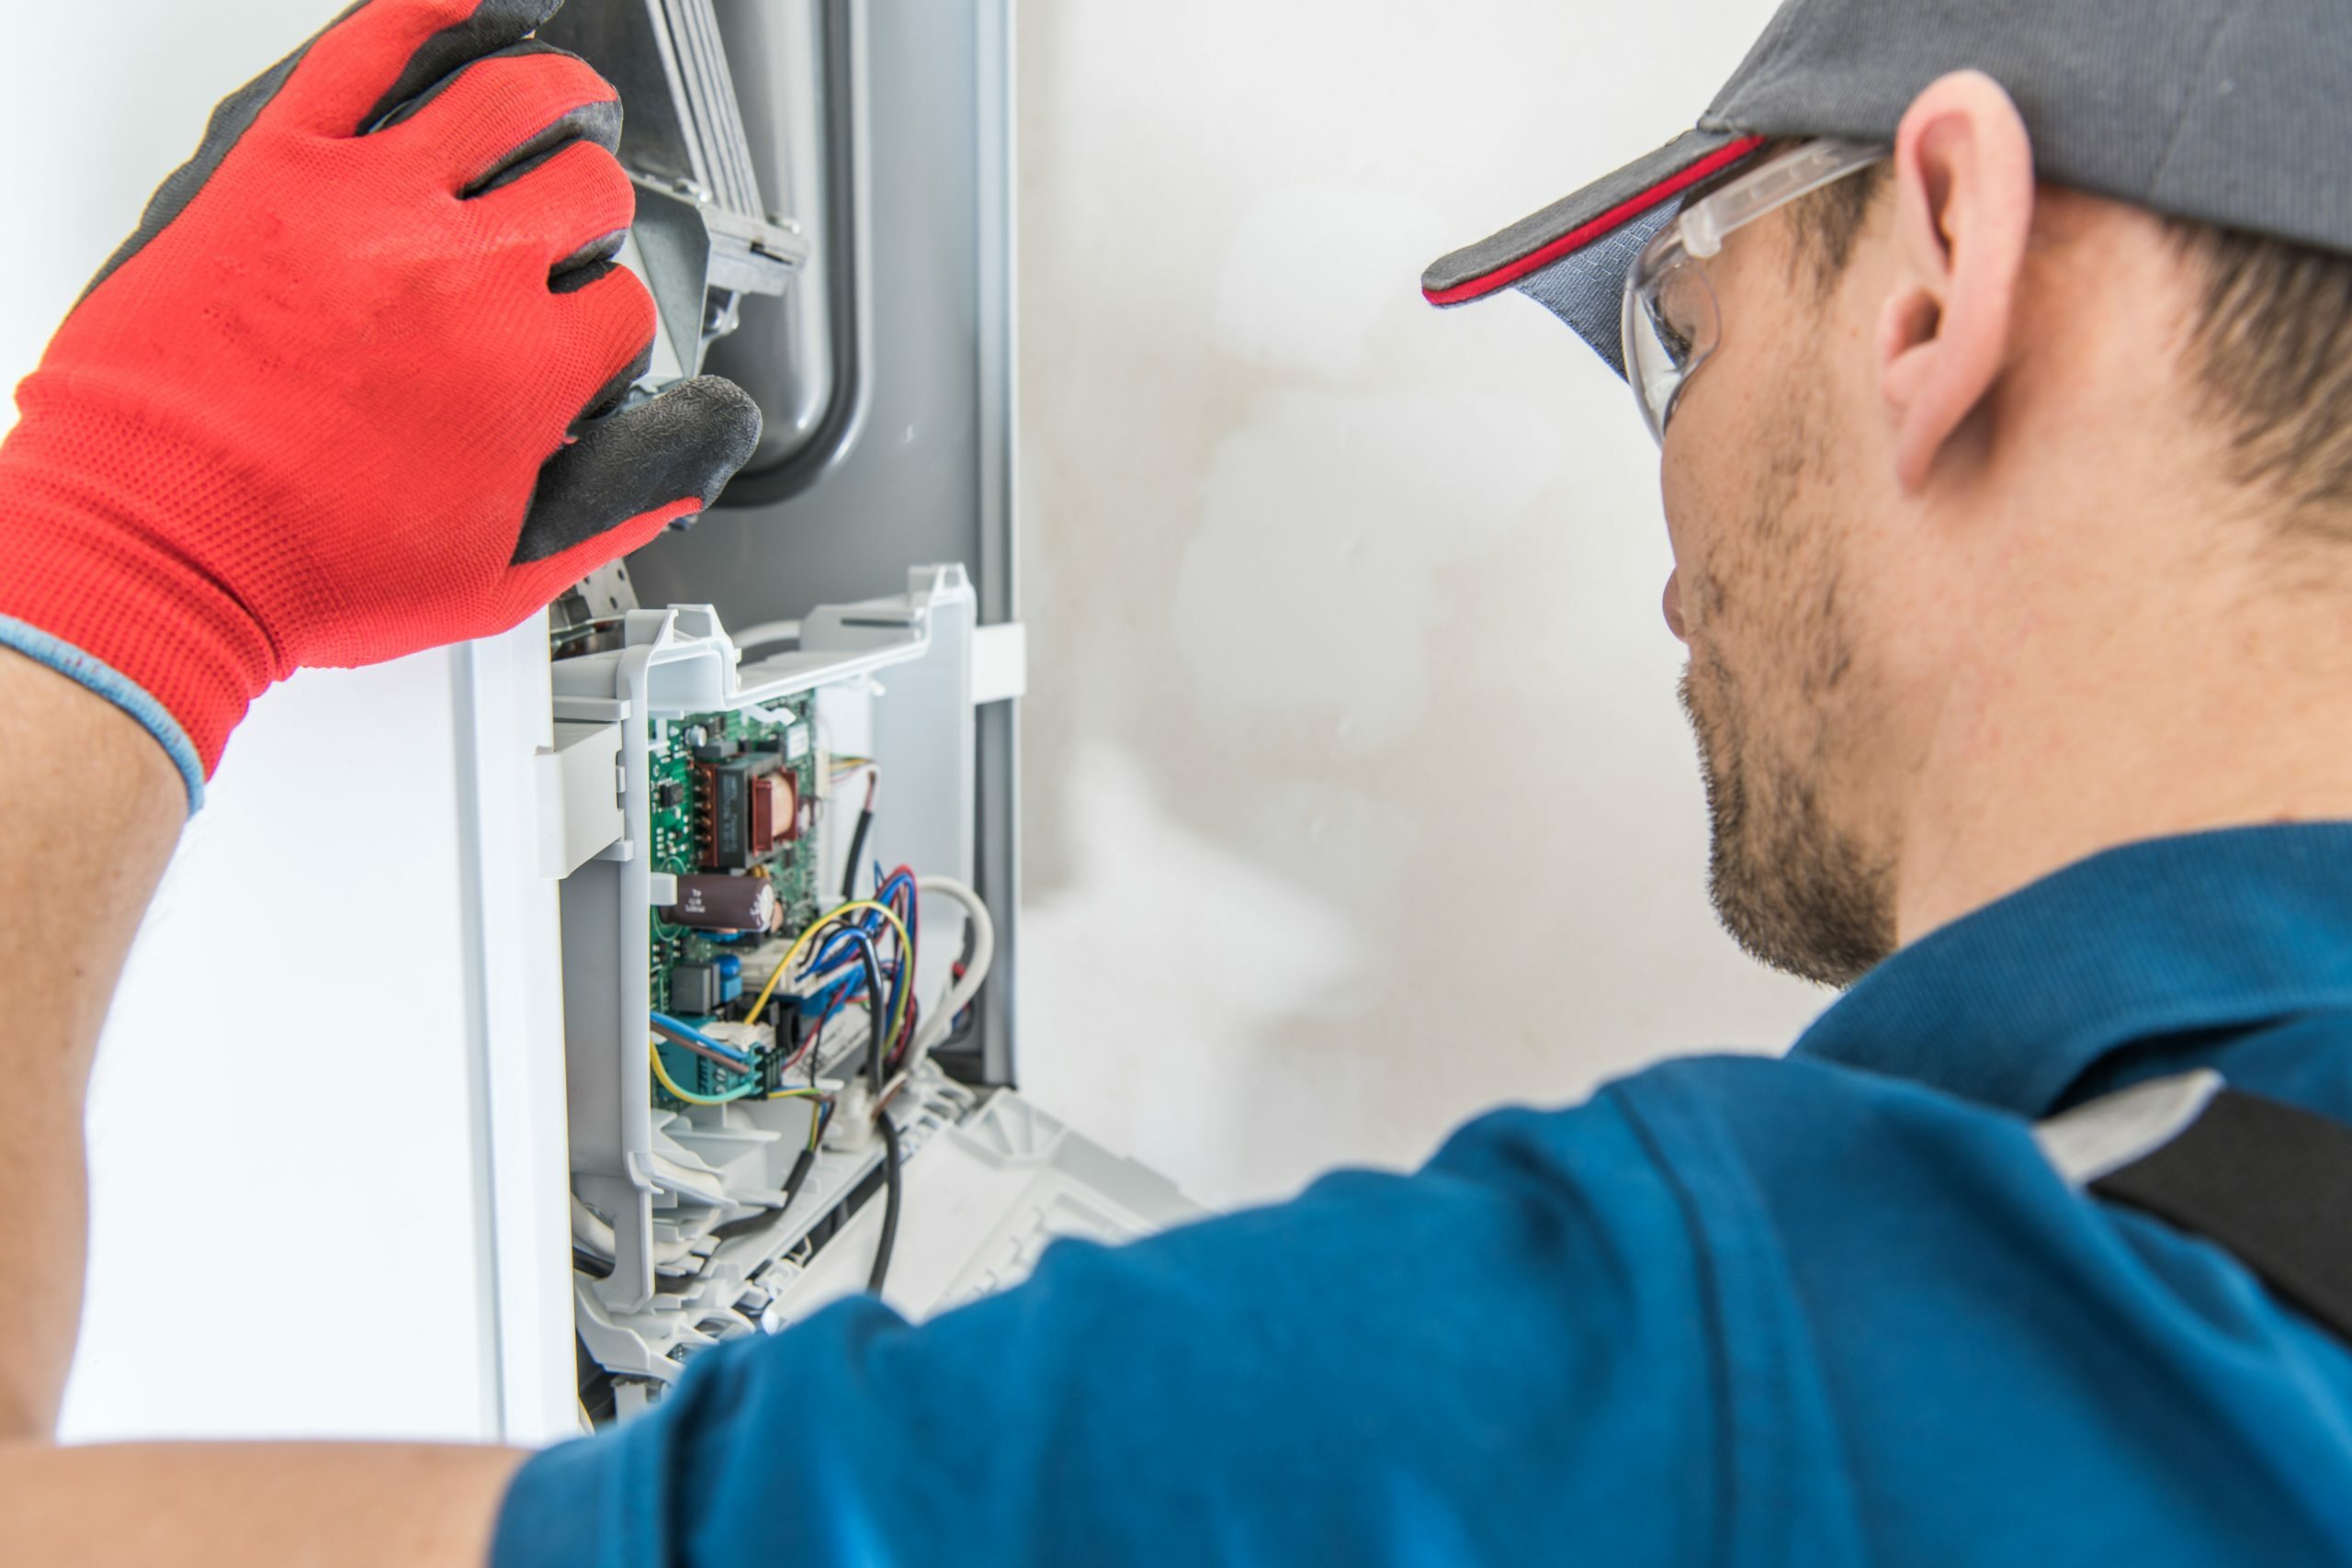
[
  {"xmin": 695, "ymin": 749, "xmax": 802, "ymax": 870},
  {"xmin": 760, "ymin": 768, "xmax": 800, "ymax": 846}
]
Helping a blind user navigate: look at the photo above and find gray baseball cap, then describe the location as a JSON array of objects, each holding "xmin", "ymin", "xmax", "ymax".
[{"xmin": 1423, "ymin": 0, "xmax": 2352, "ymax": 377}]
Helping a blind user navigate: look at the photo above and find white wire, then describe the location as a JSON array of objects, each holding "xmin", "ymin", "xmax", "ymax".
[
  {"xmin": 570, "ymin": 1193, "xmax": 695, "ymax": 1266},
  {"xmin": 913, "ymin": 874, "xmax": 994, "ymax": 1053},
  {"xmin": 730, "ymin": 619, "xmax": 802, "ymax": 653},
  {"xmin": 570, "ymin": 1194, "xmax": 616, "ymax": 1257}
]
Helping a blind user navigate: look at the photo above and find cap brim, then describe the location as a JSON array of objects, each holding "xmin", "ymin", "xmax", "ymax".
[{"xmin": 1421, "ymin": 129, "xmax": 1765, "ymax": 378}]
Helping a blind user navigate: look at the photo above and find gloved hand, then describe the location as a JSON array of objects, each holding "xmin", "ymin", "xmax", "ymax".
[{"xmin": 0, "ymin": 0, "xmax": 761, "ymax": 804}]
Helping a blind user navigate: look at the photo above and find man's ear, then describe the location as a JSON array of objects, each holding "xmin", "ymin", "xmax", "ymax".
[{"xmin": 1877, "ymin": 70, "xmax": 2036, "ymax": 491}]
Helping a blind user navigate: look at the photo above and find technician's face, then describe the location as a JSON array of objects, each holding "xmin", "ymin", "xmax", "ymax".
[{"xmin": 1654, "ymin": 210, "xmax": 1900, "ymax": 987}]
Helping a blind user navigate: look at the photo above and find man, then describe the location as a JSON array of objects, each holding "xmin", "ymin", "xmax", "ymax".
[{"xmin": 6, "ymin": 0, "xmax": 2350, "ymax": 1559}]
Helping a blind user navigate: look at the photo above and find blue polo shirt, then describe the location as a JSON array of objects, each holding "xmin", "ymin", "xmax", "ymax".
[{"xmin": 497, "ymin": 826, "xmax": 2352, "ymax": 1565}]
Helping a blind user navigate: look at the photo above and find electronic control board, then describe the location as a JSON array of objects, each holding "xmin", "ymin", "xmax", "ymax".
[
  {"xmin": 647, "ymin": 698, "xmax": 823, "ymax": 1106},
  {"xmin": 549, "ymin": 570, "xmax": 1190, "ymax": 1425}
]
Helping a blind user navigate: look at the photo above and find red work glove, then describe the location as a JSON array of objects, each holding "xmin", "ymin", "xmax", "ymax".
[{"xmin": 0, "ymin": 0, "xmax": 761, "ymax": 804}]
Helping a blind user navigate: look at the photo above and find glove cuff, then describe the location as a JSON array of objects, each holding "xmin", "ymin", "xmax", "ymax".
[
  {"xmin": 0, "ymin": 402, "xmax": 283, "ymax": 795},
  {"xmin": 0, "ymin": 615, "xmax": 207, "ymax": 810}
]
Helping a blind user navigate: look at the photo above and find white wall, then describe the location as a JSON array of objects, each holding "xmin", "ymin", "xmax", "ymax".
[
  {"xmin": 5, "ymin": 0, "xmax": 1836, "ymax": 1440},
  {"xmin": 1012, "ymin": 0, "xmax": 1831, "ymax": 1209},
  {"xmin": 4, "ymin": 1, "xmax": 505, "ymax": 1443}
]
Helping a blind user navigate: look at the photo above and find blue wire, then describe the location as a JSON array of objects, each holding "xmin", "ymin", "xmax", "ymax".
[
  {"xmin": 803, "ymin": 942, "xmax": 907, "ymax": 1058},
  {"xmin": 649, "ymin": 1011, "xmax": 757, "ymax": 1067},
  {"xmin": 810, "ymin": 905, "xmax": 899, "ymax": 976},
  {"xmin": 797, "ymin": 894, "xmax": 916, "ymax": 1053},
  {"xmin": 793, "ymin": 971, "xmax": 858, "ymax": 1015},
  {"xmin": 811, "ymin": 929, "xmax": 865, "ymax": 968},
  {"xmin": 803, "ymin": 935, "xmax": 875, "ymax": 990},
  {"xmin": 821, "ymin": 927, "xmax": 899, "ymax": 1081}
]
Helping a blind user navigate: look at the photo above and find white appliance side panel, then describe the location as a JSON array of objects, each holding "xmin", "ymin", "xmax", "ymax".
[
  {"xmin": 461, "ymin": 628, "xmax": 582, "ymax": 1445},
  {"xmin": 64, "ymin": 648, "xmax": 503, "ymax": 1443}
]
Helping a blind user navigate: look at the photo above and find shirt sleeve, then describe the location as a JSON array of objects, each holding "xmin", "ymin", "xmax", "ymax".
[{"xmin": 492, "ymin": 1091, "xmax": 1724, "ymax": 1568}]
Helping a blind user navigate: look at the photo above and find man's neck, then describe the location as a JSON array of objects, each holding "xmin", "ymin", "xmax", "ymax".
[{"xmin": 1892, "ymin": 523, "xmax": 2352, "ymax": 946}]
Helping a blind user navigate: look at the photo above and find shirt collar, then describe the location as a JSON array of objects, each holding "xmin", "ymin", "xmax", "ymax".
[{"xmin": 1789, "ymin": 823, "xmax": 2352, "ymax": 1118}]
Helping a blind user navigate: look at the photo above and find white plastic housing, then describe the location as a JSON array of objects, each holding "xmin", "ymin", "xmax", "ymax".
[{"xmin": 552, "ymin": 566, "xmax": 978, "ymax": 1314}]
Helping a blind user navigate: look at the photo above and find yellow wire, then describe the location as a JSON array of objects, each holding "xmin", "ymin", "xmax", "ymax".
[
  {"xmin": 741, "ymin": 897, "xmax": 915, "ymax": 1056},
  {"xmin": 648, "ymin": 1043, "xmax": 756, "ymax": 1105},
  {"xmin": 654, "ymin": 897, "xmax": 910, "ymax": 1118},
  {"xmin": 650, "ymin": 1041, "xmax": 828, "ymax": 1109}
]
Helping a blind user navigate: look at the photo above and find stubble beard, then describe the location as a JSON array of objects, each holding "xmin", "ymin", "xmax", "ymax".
[
  {"xmin": 1679, "ymin": 653, "xmax": 1893, "ymax": 987},
  {"xmin": 1675, "ymin": 389, "xmax": 1897, "ymax": 988}
]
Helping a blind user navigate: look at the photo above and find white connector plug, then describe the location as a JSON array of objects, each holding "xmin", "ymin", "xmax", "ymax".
[{"xmin": 826, "ymin": 1080, "xmax": 879, "ymax": 1154}]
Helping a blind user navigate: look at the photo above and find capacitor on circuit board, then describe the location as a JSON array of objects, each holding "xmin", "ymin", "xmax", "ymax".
[{"xmin": 665, "ymin": 874, "xmax": 778, "ymax": 932}]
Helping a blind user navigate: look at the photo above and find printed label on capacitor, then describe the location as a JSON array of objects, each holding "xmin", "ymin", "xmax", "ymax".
[{"xmin": 668, "ymin": 874, "xmax": 777, "ymax": 931}]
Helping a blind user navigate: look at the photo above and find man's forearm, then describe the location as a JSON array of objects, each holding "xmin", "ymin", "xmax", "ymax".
[
  {"xmin": 0, "ymin": 652, "xmax": 524, "ymax": 1564},
  {"xmin": 0, "ymin": 0, "xmax": 765, "ymax": 1552},
  {"xmin": 0, "ymin": 1441, "xmax": 523, "ymax": 1564},
  {"xmin": 0, "ymin": 648, "xmax": 182, "ymax": 1437}
]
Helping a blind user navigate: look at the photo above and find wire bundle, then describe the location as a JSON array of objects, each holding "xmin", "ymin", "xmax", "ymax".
[
  {"xmin": 748, "ymin": 865, "xmax": 919, "ymax": 1079},
  {"xmin": 647, "ymin": 1011, "xmax": 822, "ymax": 1107},
  {"xmin": 650, "ymin": 864, "xmax": 920, "ymax": 1107},
  {"xmin": 639, "ymin": 853, "xmax": 998, "ymax": 1300}
]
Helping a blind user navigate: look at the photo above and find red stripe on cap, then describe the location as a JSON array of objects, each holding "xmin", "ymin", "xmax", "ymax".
[{"xmin": 1423, "ymin": 134, "xmax": 1768, "ymax": 306}]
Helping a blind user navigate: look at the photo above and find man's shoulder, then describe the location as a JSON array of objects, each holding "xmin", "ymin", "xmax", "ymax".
[
  {"xmin": 1451, "ymin": 1047, "xmax": 2030, "ymax": 1214},
  {"xmin": 1544, "ymin": 1048, "xmax": 2131, "ymax": 1296},
  {"xmin": 1539, "ymin": 1049, "xmax": 2352, "ymax": 1561},
  {"xmin": 1607, "ymin": 1045, "xmax": 2030, "ymax": 1160}
]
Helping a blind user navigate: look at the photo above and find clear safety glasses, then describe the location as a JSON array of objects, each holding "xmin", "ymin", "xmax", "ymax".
[{"xmin": 1621, "ymin": 139, "xmax": 1887, "ymax": 444}]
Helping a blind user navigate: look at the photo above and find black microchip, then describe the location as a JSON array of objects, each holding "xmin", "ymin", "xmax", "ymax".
[{"xmin": 656, "ymin": 780, "xmax": 685, "ymax": 810}]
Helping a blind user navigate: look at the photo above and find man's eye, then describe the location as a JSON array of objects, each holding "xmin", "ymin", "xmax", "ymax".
[
  {"xmin": 1648, "ymin": 299, "xmax": 1693, "ymax": 360},
  {"xmin": 1653, "ymin": 270, "xmax": 1711, "ymax": 362}
]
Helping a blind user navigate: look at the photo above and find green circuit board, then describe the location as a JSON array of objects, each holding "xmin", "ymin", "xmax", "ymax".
[{"xmin": 649, "ymin": 696, "xmax": 823, "ymax": 1109}]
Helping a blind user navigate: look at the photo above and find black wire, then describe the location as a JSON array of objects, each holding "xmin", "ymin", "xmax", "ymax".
[
  {"xmin": 769, "ymin": 995, "xmax": 796, "ymax": 1073},
  {"xmin": 840, "ymin": 807, "xmax": 875, "ymax": 899},
  {"xmin": 867, "ymin": 1111, "xmax": 902, "ymax": 1295},
  {"xmin": 781, "ymin": 1145, "xmax": 817, "ymax": 1210},
  {"xmin": 837, "ymin": 930, "xmax": 889, "ymax": 1094}
]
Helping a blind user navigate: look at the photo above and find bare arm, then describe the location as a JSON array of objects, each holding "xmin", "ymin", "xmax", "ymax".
[
  {"xmin": 0, "ymin": 650, "xmax": 183, "ymax": 1435},
  {"xmin": 0, "ymin": 0, "xmax": 754, "ymax": 1556},
  {"xmin": 0, "ymin": 650, "xmax": 524, "ymax": 1562},
  {"xmin": 0, "ymin": 1445, "xmax": 519, "ymax": 1566}
]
